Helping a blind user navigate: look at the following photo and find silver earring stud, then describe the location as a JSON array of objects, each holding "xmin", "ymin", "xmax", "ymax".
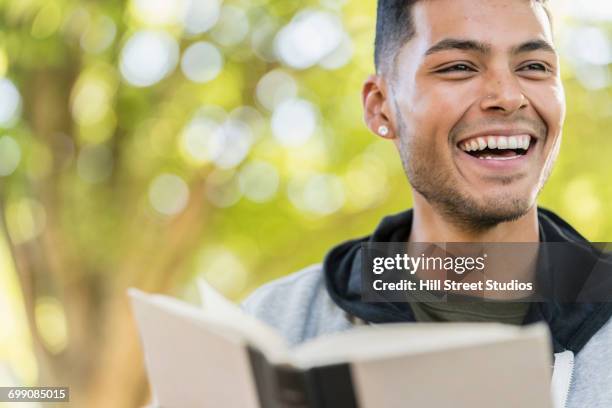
[{"xmin": 378, "ymin": 125, "xmax": 389, "ymax": 136}]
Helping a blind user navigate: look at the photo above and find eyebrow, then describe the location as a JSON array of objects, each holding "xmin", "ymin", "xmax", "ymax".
[
  {"xmin": 511, "ymin": 39, "xmax": 556, "ymax": 55},
  {"xmin": 425, "ymin": 38, "xmax": 557, "ymax": 56},
  {"xmin": 425, "ymin": 38, "xmax": 490, "ymax": 56}
]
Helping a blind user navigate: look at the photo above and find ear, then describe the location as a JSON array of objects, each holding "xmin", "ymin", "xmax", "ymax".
[{"xmin": 362, "ymin": 74, "xmax": 395, "ymax": 139}]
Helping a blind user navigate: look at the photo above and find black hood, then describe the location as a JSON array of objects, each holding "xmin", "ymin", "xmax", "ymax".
[{"xmin": 324, "ymin": 208, "xmax": 612, "ymax": 354}]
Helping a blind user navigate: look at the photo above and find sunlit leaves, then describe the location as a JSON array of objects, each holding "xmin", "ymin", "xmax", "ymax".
[{"xmin": 0, "ymin": 79, "xmax": 21, "ymax": 127}]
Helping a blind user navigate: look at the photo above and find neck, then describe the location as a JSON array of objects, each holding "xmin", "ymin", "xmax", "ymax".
[{"xmin": 408, "ymin": 192, "xmax": 539, "ymax": 243}]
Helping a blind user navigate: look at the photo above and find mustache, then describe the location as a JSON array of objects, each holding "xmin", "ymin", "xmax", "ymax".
[{"xmin": 449, "ymin": 116, "xmax": 548, "ymax": 142}]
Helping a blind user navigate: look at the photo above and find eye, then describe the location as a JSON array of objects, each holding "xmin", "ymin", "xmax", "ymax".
[
  {"xmin": 437, "ymin": 63, "xmax": 477, "ymax": 73},
  {"xmin": 519, "ymin": 62, "xmax": 550, "ymax": 72}
]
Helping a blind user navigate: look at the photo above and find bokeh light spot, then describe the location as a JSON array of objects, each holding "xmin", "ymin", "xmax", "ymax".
[
  {"xmin": 180, "ymin": 41, "xmax": 223, "ymax": 83},
  {"xmin": 182, "ymin": 0, "xmax": 221, "ymax": 36},
  {"xmin": 0, "ymin": 49, "xmax": 8, "ymax": 77},
  {"xmin": 31, "ymin": 3, "xmax": 62, "ymax": 39},
  {"xmin": 71, "ymin": 79, "xmax": 112, "ymax": 125},
  {"xmin": 289, "ymin": 173, "xmax": 345, "ymax": 215},
  {"xmin": 229, "ymin": 106, "xmax": 266, "ymax": 138},
  {"xmin": 0, "ymin": 136, "xmax": 21, "ymax": 176},
  {"xmin": 119, "ymin": 30, "xmax": 179, "ymax": 87},
  {"xmin": 210, "ymin": 120, "xmax": 253, "ymax": 169},
  {"xmin": 35, "ymin": 297, "xmax": 68, "ymax": 354},
  {"xmin": 565, "ymin": 27, "xmax": 610, "ymax": 66},
  {"xmin": 132, "ymin": 0, "xmax": 186, "ymax": 26},
  {"xmin": 563, "ymin": 1, "xmax": 612, "ymax": 21},
  {"xmin": 181, "ymin": 117, "xmax": 219, "ymax": 163},
  {"xmin": 205, "ymin": 170, "xmax": 241, "ymax": 208},
  {"xmin": 256, "ymin": 69, "xmax": 298, "ymax": 111},
  {"xmin": 148, "ymin": 173, "xmax": 190, "ymax": 215},
  {"xmin": 0, "ymin": 79, "xmax": 22, "ymax": 128},
  {"xmin": 80, "ymin": 16, "xmax": 117, "ymax": 54},
  {"xmin": 250, "ymin": 16, "xmax": 279, "ymax": 62},
  {"xmin": 272, "ymin": 98, "xmax": 317, "ymax": 147},
  {"xmin": 238, "ymin": 161, "xmax": 280, "ymax": 203},
  {"xmin": 210, "ymin": 6, "xmax": 250, "ymax": 47},
  {"xmin": 6, "ymin": 198, "xmax": 47, "ymax": 245},
  {"xmin": 574, "ymin": 64, "xmax": 610, "ymax": 90},
  {"xmin": 319, "ymin": 33, "xmax": 353, "ymax": 70},
  {"xmin": 275, "ymin": 10, "xmax": 344, "ymax": 69}
]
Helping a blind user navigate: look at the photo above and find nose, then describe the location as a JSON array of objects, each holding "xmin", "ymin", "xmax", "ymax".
[{"xmin": 480, "ymin": 69, "xmax": 528, "ymax": 115}]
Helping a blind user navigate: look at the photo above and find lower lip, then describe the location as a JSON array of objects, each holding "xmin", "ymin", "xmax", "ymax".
[{"xmin": 455, "ymin": 141, "xmax": 537, "ymax": 172}]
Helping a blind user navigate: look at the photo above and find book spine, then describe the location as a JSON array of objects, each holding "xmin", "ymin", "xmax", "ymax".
[
  {"xmin": 247, "ymin": 346, "xmax": 284, "ymax": 408},
  {"xmin": 247, "ymin": 347, "xmax": 358, "ymax": 408},
  {"xmin": 305, "ymin": 364, "xmax": 358, "ymax": 408},
  {"xmin": 275, "ymin": 365, "xmax": 312, "ymax": 408}
]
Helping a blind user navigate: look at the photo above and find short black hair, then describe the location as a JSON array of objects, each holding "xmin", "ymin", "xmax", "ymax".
[{"xmin": 374, "ymin": 0, "xmax": 550, "ymax": 75}]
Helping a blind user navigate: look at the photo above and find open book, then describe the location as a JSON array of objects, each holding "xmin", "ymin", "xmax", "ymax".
[{"xmin": 128, "ymin": 282, "xmax": 554, "ymax": 408}]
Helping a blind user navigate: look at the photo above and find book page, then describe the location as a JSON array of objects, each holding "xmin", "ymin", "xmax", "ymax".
[
  {"xmin": 129, "ymin": 289, "xmax": 288, "ymax": 408},
  {"xmin": 197, "ymin": 278, "xmax": 246, "ymax": 318},
  {"xmin": 129, "ymin": 289, "xmax": 260, "ymax": 408},
  {"xmin": 291, "ymin": 322, "xmax": 546, "ymax": 368},
  {"xmin": 350, "ymin": 325, "xmax": 553, "ymax": 408},
  {"xmin": 195, "ymin": 279, "xmax": 290, "ymax": 362}
]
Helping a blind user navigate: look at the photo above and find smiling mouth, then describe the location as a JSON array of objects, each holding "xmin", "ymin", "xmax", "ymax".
[{"xmin": 458, "ymin": 135, "xmax": 535, "ymax": 161}]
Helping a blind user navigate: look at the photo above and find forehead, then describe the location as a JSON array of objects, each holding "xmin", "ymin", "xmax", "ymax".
[{"xmin": 411, "ymin": 0, "xmax": 553, "ymax": 49}]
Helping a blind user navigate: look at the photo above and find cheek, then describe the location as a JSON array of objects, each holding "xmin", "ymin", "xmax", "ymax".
[
  {"xmin": 406, "ymin": 83, "xmax": 477, "ymax": 138},
  {"xmin": 525, "ymin": 82, "xmax": 566, "ymax": 133},
  {"xmin": 552, "ymin": 84, "xmax": 567, "ymax": 126}
]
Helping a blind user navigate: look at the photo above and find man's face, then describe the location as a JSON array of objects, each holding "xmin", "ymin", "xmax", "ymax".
[{"xmin": 388, "ymin": 0, "xmax": 565, "ymax": 228}]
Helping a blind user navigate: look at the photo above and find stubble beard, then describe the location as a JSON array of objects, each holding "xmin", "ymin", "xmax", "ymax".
[{"xmin": 394, "ymin": 109, "xmax": 553, "ymax": 233}]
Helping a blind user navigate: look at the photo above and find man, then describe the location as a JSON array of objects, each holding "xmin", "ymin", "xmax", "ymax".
[{"xmin": 242, "ymin": 1, "xmax": 612, "ymax": 406}]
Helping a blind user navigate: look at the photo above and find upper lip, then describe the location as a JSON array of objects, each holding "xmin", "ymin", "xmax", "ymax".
[{"xmin": 455, "ymin": 129, "xmax": 537, "ymax": 145}]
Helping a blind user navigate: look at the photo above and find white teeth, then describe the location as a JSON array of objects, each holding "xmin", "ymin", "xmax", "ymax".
[
  {"xmin": 479, "ymin": 155, "xmax": 521, "ymax": 161},
  {"xmin": 477, "ymin": 137, "xmax": 487, "ymax": 150},
  {"xmin": 508, "ymin": 136, "xmax": 518, "ymax": 149},
  {"xmin": 459, "ymin": 135, "xmax": 533, "ymax": 152},
  {"xmin": 487, "ymin": 136, "xmax": 497, "ymax": 149},
  {"xmin": 522, "ymin": 135, "xmax": 530, "ymax": 149}
]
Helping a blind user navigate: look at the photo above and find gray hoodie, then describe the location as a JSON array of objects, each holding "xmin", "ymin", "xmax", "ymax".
[{"xmin": 241, "ymin": 209, "xmax": 612, "ymax": 408}]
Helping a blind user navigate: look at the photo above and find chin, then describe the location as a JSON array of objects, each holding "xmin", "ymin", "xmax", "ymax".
[
  {"xmin": 409, "ymin": 165, "xmax": 540, "ymax": 230},
  {"xmin": 467, "ymin": 193, "xmax": 535, "ymax": 226}
]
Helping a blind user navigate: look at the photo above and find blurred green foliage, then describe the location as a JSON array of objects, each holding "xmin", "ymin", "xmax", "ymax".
[{"xmin": 0, "ymin": 0, "xmax": 611, "ymax": 406}]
